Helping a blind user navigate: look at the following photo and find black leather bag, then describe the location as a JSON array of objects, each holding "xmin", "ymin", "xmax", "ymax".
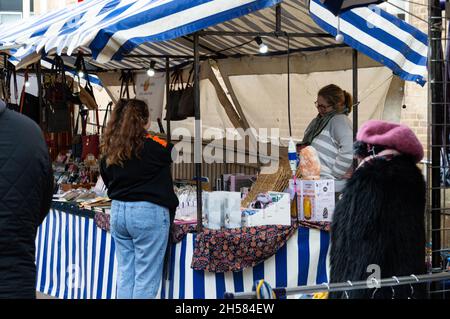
[
  {"xmin": 20, "ymin": 92, "xmax": 41, "ymax": 124},
  {"xmin": 44, "ymin": 57, "xmax": 71, "ymax": 132},
  {"xmin": 47, "ymin": 102, "xmax": 71, "ymax": 133},
  {"xmin": 165, "ymin": 68, "xmax": 187, "ymax": 121},
  {"xmin": 71, "ymin": 109, "xmax": 86, "ymax": 160},
  {"xmin": 177, "ymin": 67, "xmax": 195, "ymax": 119}
]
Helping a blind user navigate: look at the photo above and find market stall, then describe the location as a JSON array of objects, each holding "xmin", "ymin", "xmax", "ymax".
[
  {"xmin": 0, "ymin": 0, "xmax": 428, "ymax": 299},
  {"xmin": 35, "ymin": 204, "xmax": 329, "ymax": 299}
]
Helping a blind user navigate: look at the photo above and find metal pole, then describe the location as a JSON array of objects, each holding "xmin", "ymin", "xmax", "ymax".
[
  {"xmin": 226, "ymin": 271, "xmax": 450, "ymax": 299},
  {"xmin": 275, "ymin": 4, "xmax": 282, "ymax": 33},
  {"xmin": 352, "ymin": 49, "xmax": 359, "ymax": 169},
  {"xmin": 198, "ymin": 31, "xmax": 332, "ymax": 38},
  {"xmin": 194, "ymin": 33, "xmax": 203, "ymax": 233},
  {"xmin": 429, "ymin": 0, "xmax": 443, "ymax": 270},
  {"xmin": 165, "ymin": 57, "xmax": 171, "ymax": 143}
]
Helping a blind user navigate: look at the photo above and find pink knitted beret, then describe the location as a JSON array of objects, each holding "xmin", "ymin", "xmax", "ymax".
[{"xmin": 356, "ymin": 120, "xmax": 424, "ymax": 163}]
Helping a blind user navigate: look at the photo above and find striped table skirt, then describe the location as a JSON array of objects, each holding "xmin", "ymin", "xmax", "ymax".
[{"xmin": 36, "ymin": 209, "xmax": 330, "ymax": 299}]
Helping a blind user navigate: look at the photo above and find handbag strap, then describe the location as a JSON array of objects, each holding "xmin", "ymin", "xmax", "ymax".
[
  {"xmin": 73, "ymin": 111, "xmax": 81, "ymax": 135},
  {"xmin": 0, "ymin": 69, "xmax": 6, "ymax": 102},
  {"xmin": 185, "ymin": 65, "xmax": 195, "ymax": 89},
  {"xmin": 119, "ymin": 71, "xmax": 135, "ymax": 99},
  {"xmin": 13, "ymin": 66, "xmax": 18, "ymax": 102},
  {"xmin": 95, "ymin": 105, "xmax": 101, "ymax": 135},
  {"xmin": 119, "ymin": 71, "xmax": 128, "ymax": 99},
  {"xmin": 102, "ymin": 101, "xmax": 113, "ymax": 134},
  {"xmin": 80, "ymin": 54, "xmax": 95, "ymax": 98},
  {"xmin": 19, "ymin": 68, "xmax": 29, "ymax": 113},
  {"xmin": 80, "ymin": 108, "xmax": 88, "ymax": 136}
]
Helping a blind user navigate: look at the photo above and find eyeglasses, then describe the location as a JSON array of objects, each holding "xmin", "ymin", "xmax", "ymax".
[{"xmin": 315, "ymin": 101, "xmax": 334, "ymax": 109}]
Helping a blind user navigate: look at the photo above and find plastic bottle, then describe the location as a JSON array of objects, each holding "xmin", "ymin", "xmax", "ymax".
[
  {"xmin": 303, "ymin": 196, "xmax": 312, "ymax": 220},
  {"xmin": 288, "ymin": 138, "xmax": 298, "ymax": 173},
  {"xmin": 288, "ymin": 138, "xmax": 299, "ymax": 219}
]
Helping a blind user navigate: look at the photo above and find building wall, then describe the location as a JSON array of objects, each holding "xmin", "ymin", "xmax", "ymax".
[{"xmin": 34, "ymin": 0, "xmax": 77, "ymax": 15}]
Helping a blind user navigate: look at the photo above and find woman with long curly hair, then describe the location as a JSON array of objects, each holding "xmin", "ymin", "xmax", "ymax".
[{"xmin": 100, "ymin": 99, "xmax": 178, "ymax": 299}]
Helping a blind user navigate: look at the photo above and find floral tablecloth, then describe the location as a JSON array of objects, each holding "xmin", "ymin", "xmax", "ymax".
[{"xmin": 93, "ymin": 209, "xmax": 330, "ymax": 273}]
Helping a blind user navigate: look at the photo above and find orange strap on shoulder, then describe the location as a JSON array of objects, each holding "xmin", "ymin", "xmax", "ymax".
[{"xmin": 146, "ymin": 134, "xmax": 168, "ymax": 148}]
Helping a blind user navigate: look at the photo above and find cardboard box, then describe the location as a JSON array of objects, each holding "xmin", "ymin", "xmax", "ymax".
[
  {"xmin": 298, "ymin": 180, "xmax": 335, "ymax": 222},
  {"xmin": 202, "ymin": 192, "xmax": 241, "ymax": 229},
  {"xmin": 242, "ymin": 192, "xmax": 291, "ymax": 227}
]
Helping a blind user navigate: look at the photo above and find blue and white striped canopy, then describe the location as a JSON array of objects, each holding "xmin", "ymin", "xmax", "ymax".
[
  {"xmin": 0, "ymin": 0, "xmax": 282, "ymax": 68},
  {"xmin": 0, "ymin": 0, "xmax": 428, "ymax": 86},
  {"xmin": 310, "ymin": 0, "xmax": 428, "ymax": 85}
]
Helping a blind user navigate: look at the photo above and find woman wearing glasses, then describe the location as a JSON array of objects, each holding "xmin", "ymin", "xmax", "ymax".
[{"xmin": 298, "ymin": 84, "xmax": 353, "ymax": 193}]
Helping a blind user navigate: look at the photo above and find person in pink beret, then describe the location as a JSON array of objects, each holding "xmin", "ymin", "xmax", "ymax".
[{"xmin": 329, "ymin": 120, "xmax": 426, "ymax": 299}]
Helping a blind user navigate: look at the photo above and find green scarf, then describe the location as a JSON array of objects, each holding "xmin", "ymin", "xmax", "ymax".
[{"xmin": 299, "ymin": 111, "xmax": 339, "ymax": 146}]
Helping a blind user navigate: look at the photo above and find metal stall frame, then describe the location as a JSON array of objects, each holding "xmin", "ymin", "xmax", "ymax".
[
  {"xmin": 0, "ymin": 4, "xmax": 360, "ymax": 234},
  {"xmin": 428, "ymin": 0, "xmax": 450, "ymax": 298}
]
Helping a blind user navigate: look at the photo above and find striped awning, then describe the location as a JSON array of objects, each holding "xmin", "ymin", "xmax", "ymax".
[
  {"xmin": 1, "ymin": 0, "xmax": 285, "ymax": 69},
  {"xmin": 319, "ymin": 0, "xmax": 386, "ymax": 16},
  {"xmin": 0, "ymin": 0, "xmax": 428, "ymax": 86},
  {"xmin": 310, "ymin": 0, "xmax": 428, "ymax": 85}
]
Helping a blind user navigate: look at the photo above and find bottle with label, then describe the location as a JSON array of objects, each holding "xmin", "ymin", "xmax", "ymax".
[
  {"xmin": 303, "ymin": 196, "xmax": 312, "ymax": 220},
  {"xmin": 291, "ymin": 192, "xmax": 298, "ymax": 219}
]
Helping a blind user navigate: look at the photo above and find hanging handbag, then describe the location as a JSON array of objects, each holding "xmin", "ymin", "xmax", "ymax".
[
  {"xmin": 71, "ymin": 109, "xmax": 85, "ymax": 160},
  {"xmin": 165, "ymin": 68, "xmax": 186, "ymax": 121},
  {"xmin": 119, "ymin": 70, "xmax": 136, "ymax": 100},
  {"xmin": 45, "ymin": 56, "xmax": 71, "ymax": 132},
  {"xmin": 77, "ymin": 53, "xmax": 98, "ymax": 110},
  {"xmin": 81, "ymin": 108, "xmax": 101, "ymax": 160},
  {"xmin": 18, "ymin": 68, "xmax": 41, "ymax": 124},
  {"xmin": 177, "ymin": 66, "xmax": 195, "ymax": 118},
  {"xmin": 6, "ymin": 64, "xmax": 20, "ymax": 111}
]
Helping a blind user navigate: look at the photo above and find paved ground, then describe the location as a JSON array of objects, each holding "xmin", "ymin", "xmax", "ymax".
[{"xmin": 36, "ymin": 292, "xmax": 56, "ymax": 299}]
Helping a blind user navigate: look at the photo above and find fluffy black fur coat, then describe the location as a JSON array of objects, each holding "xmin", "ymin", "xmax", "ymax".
[{"xmin": 329, "ymin": 155, "xmax": 426, "ymax": 299}]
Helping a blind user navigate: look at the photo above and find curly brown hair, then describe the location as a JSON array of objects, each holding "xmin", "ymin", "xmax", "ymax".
[{"xmin": 101, "ymin": 99, "xmax": 149, "ymax": 167}]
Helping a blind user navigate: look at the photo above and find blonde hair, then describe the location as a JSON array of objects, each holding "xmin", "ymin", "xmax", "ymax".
[{"xmin": 318, "ymin": 84, "xmax": 353, "ymax": 113}]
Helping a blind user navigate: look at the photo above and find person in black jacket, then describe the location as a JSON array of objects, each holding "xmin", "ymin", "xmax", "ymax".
[
  {"xmin": 329, "ymin": 120, "xmax": 426, "ymax": 299},
  {"xmin": 0, "ymin": 99, "xmax": 53, "ymax": 299},
  {"xmin": 100, "ymin": 99, "xmax": 178, "ymax": 299}
]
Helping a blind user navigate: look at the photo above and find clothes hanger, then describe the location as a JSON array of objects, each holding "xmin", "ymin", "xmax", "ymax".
[
  {"xmin": 370, "ymin": 278, "xmax": 380, "ymax": 299},
  {"xmin": 391, "ymin": 276, "xmax": 400, "ymax": 299},
  {"xmin": 344, "ymin": 280, "xmax": 353, "ymax": 299}
]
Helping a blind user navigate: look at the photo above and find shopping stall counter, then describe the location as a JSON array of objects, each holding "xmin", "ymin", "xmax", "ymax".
[{"xmin": 35, "ymin": 202, "xmax": 330, "ymax": 299}]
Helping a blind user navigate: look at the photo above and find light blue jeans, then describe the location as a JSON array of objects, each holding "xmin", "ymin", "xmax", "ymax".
[{"xmin": 110, "ymin": 200, "xmax": 170, "ymax": 299}]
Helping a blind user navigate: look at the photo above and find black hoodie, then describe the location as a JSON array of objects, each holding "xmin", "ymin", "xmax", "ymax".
[{"xmin": 0, "ymin": 99, "xmax": 53, "ymax": 298}]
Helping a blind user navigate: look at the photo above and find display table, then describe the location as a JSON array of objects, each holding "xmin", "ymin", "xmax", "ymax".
[{"xmin": 36, "ymin": 206, "xmax": 330, "ymax": 299}]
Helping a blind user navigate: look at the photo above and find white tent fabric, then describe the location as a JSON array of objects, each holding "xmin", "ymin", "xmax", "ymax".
[
  {"xmin": 225, "ymin": 68, "xmax": 393, "ymax": 144},
  {"xmin": 96, "ymin": 50, "xmax": 395, "ymax": 146}
]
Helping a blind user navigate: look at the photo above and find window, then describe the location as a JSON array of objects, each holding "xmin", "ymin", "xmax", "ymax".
[
  {"xmin": 0, "ymin": 0, "xmax": 22, "ymax": 12},
  {"xmin": 0, "ymin": 0, "xmax": 34, "ymax": 12},
  {"xmin": 0, "ymin": 0, "xmax": 34, "ymax": 26},
  {"xmin": 379, "ymin": 0, "xmax": 409, "ymax": 22},
  {"xmin": 0, "ymin": 12, "xmax": 22, "ymax": 26}
]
